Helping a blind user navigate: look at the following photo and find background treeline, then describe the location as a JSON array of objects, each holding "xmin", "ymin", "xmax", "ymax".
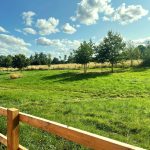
[{"xmin": 0, "ymin": 31, "xmax": 150, "ymax": 72}]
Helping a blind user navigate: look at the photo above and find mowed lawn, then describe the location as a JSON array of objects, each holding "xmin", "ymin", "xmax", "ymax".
[{"xmin": 0, "ymin": 68, "xmax": 150, "ymax": 149}]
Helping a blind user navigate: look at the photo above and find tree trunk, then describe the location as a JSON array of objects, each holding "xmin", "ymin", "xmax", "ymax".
[
  {"xmin": 111, "ymin": 63, "xmax": 114, "ymax": 73},
  {"xmin": 83, "ymin": 64, "xmax": 87, "ymax": 74},
  {"xmin": 131, "ymin": 59, "xmax": 133, "ymax": 67}
]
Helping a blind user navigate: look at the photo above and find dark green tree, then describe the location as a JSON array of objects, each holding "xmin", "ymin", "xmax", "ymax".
[
  {"xmin": 47, "ymin": 54, "xmax": 52, "ymax": 67},
  {"xmin": 4, "ymin": 55, "xmax": 13, "ymax": 68},
  {"xmin": 67, "ymin": 52, "xmax": 74, "ymax": 63},
  {"xmin": 141, "ymin": 44, "xmax": 150, "ymax": 66},
  {"xmin": 97, "ymin": 31, "xmax": 126, "ymax": 72},
  {"xmin": 51, "ymin": 57, "xmax": 60, "ymax": 64},
  {"xmin": 74, "ymin": 40, "xmax": 94, "ymax": 73},
  {"xmin": 12, "ymin": 54, "xmax": 29, "ymax": 70}
]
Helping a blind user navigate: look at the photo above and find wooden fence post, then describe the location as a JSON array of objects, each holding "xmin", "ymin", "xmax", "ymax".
[{"xmin": 7, "ymin": 108, "xmax": 19, "ymax": 150}]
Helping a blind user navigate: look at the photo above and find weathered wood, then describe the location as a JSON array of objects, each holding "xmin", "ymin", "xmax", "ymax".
[
  {"xmin": 19, "ymin": 112, "xmax": 145, "ymax": 150},
  {"xmin": 0, "ymin": 133, "xmax": 27, "ymax": 150},
  {"xmin": 7, "ymin": 108, "xmax": 19, "ymax": 150},
  {"xmin": 0, "ymin": 107, "xmax": 7, "ymax": 116},
  {"xmin": 0, "ymin": 133, "xmax": 7, "ymax": 146}
]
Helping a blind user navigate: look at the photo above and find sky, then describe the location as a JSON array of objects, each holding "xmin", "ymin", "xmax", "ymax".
[{"xmin": 0, "ymin": 0, "xmax": 150, "ymax": 57}]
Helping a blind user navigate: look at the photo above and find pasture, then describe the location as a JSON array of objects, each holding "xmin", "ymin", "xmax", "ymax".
[{"xmin": 0, "ymin": 67, "xmax": 150, "ymax": 149}]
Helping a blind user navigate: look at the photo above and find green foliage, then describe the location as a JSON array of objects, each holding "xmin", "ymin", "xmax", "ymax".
[
  {"xmin": 96, "ymin": 31, "xmax": 126, "ymax": 72},
  {"xmin": 12, "ymin": 54, "xmax": 29, "ymax": 70},
  {"xmin": 125, "ymin": 41, "xmax": 141, "ymax": 66},
  {"xmin": 141, "ymin": 45, "xmax": 150, "ymax": 66},
  {"xmin": 30, "ymin": 53, "xmax": 50, "ymax": 65},
  {"xmin": 68, "ymin": 52, "xmax": 75, "ymax": 63},
  {"xmin": 74, "ymin": 40, "xmax": 94, "ymax": 73},
  {"xmin": 0, "ymin": 55, "xmax": 13, "ymax": 68},
  {"xmin": 52, "ymin": 57, "xmax": 60, "ymax": 64}
]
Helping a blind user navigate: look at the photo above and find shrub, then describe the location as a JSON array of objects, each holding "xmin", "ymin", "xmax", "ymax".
[{"xmin": 10, "ymin": 73, "xmax": 23, "ymax": 79}]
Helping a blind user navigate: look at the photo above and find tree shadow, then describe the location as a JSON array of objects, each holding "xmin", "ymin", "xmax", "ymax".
[
  {"xmin": 131, "ymin": 66, "xmax": 149, "ymax": 72},
  {"xmin": 0, "ymin": 72, "xmax": 10, "ymax": 75},
  {"xmin": 42, "ymin": 71, "xmax": 111, "ymax": 82}
]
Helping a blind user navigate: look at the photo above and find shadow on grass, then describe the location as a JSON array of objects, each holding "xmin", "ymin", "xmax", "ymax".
[
  {"xmin": 42, "ymin": 71, "xmax": 111, "ymax": 82},
  {"xmin": 131, "ymin": 66, "xmax": 150, "ymax": 72},
  {"xmin": 0, "ymin": 72, "xmax": 10, "ymax": 75}
]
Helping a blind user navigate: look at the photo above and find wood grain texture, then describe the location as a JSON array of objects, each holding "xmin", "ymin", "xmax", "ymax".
[
  {"xmin": 7, "ymin": 108, "xmax": 19, "ymax": 150},
  {"xmin": 0, "ymin": 107, "xmax": 7, "ymax": 116}
]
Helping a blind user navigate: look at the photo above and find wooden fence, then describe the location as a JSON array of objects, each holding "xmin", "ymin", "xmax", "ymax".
[{"xmin": 0, "ymin": 107, "xmax": 145, "ymax": 150}]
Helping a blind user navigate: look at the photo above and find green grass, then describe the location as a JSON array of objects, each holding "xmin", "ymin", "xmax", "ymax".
[{"xmin": 0, "ymin": 68, "xmax": 150, "ymax": 149}]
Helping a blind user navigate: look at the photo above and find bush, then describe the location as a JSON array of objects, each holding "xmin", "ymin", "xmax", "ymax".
[{"xmin": 10, "ymin": 73, "xmax": 23, "ymax": 79}]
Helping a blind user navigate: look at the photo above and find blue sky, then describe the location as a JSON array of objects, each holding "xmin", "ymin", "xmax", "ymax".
[{"xmin": 0, "ymin": 0, "xmax": 150, "ymax": 57}]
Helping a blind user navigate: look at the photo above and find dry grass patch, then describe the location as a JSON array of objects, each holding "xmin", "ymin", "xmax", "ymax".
[{"xmin": 10, "ymin": 73, "xmax": 23, "ymax": 79}]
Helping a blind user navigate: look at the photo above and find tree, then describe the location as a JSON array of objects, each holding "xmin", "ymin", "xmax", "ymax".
[
  {"xmin": 141, "ymin": 44, "xmax": 150, "ymax": 66},
  {"xmin": 0, "ymin": 55, "xmax": 13, "ymax": 68},
  {"xmin": 12, "ymin": 54, "xmax": 29, "ymax": 70},
  {"xmin": 138, "ymin": 45, "xmax": 146, "ymax": 59},
  {"xmin": 47, "ymin": 54, "xmax": 52, "ymax": 67},
  {"xmin": 97, "ymin": 31, "xmax": 126, "ymax": 72},
  {"xmin": 4, "ymin": 55, "xmax": 13, "ymax": 68},
  {"xmin": 74, "ymin": 40, "xmax": 94, "ymax": 74},
  {"xmin": 64, "ymin": 55, "xmax": 67, "ymax": 63},
  {"xmin": 51, "ymin": 57, "xmax": 60, "ymax": 64},
  {"xmin": 0, "ymin": 56, "xmax": 6, "ymax": 67},
  {"xmin": 125, "ymin": 41, "xmax": 141, "ymax": 66},
  {"xmin": 39, "ymin": 52, "xmax": 48, "ymax": 65},
  {"xmin": 30, "ymin": 53, "xmax": 40, "ymax": 65},
  {"xmin": 67, "ymin": 52, "xmax": 74, "ymax": 63}
]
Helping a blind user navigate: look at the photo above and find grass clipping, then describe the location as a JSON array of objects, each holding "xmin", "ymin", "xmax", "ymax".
[{"xmin": 10, "ymin": 73, "xmax": 23, "ymax": 79}]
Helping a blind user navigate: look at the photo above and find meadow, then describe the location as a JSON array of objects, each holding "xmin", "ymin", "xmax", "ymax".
[{"xmin": 0, "ymin": 67, "xmax": 150, "ymax": 149}]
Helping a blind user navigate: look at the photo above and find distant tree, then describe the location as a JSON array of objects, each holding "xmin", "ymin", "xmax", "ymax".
[
  {"xmin": 126, "ymin": 41, "xmax": 141, "ymax": 66},
  {"xmin": 4, "ymin": 55, "xmax": 13, "ymax": 68},
  {"xmin": 39, "ymin": 52, "xmax": 48, "ymax": 65},
  {"xmin": 64, "ymin": 55, "xmax": 67, "ymax": 63},
  {"xmin": 12, "ymin": 54, "xmax": 29, "ymax": 70},
  {"xmin": 0, "ymin": 55, "xmax": 13, "ymax": 68},
  {"xmin": 126, "ymin": 41, "xmax": 136, "ymax": 67},
  {"xmin": 30, "ymin": 53, "xmax": 40, "ymax": 65},
  {"xmin": 47, "ymin": 54, "xmax": 52, "ymax": 67},
  {"xmin": 97, "ymin": 31, "xmax": 126, "ymax": 72},
  {"xmin": 51, "ymin": 57, "xmax": 60, "ymax": 64},
  {"xmin": 138, "ymin": 45, "xmax": 146, "ymax": 59},
  {"xmin": 67, "ymin": 52, "xmax": 74, "ymax": 63},
  {"xmin": 141, "ymin": 44, "xmax": 150, "ymax": 66},
  {"xmin": 74, "ymin": 40, "xmax": 94, "ymax": 73},
  {"xmin": 0, "ymin": 56, "xmax": 6, "ymax": 67}
]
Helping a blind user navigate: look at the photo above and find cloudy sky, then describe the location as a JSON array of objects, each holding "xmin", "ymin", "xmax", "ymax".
[{"xmin": 0, "ymin": 0, "xmax": 150, "ymax": 57}]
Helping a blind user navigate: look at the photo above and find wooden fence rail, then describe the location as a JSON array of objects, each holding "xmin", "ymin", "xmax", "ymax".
[{"xmin": 0, "ymin": 107, "xmax": 146, "ymax": 150}]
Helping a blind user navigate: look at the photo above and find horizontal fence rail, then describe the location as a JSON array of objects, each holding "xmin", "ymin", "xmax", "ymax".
[{"xmin": 0, "ymin": 107, "xmax": 146, "ymax": 150}]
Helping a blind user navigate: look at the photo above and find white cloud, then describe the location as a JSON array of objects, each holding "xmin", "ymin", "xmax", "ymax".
[
  {"xmin": 0, "ymin": 34, "xmax": 31, "ymax": 55},
  {"xmin": 148, "ymin": 17, "xmax": 150, "ymax": 21},
  {"xmin": 22, "ymin": 11, "xmax": 36, "ymax": 26},
  {"xmin": 72, "ymin": 0, "xmax": 114, "ymax": 25},
  {"xmin": 103, "ymin": 16, "xmax": 110, "ymax": 21},
  {"xmin": 0, "ymin": 26, "xmax": 8, "ymax": 33},
  {"xmin": 15, "ymin": 28, "xmax": 22, "ymax": 33},
  {"xmin": 62, "ymin": 23, "xmax": 77, "ymax": 34},
  {"xmin": 23, "ymin": 28, "xmax": 37, "ymax": 35},
  {"xmin": 36, "ymin": 17, "xmax": 59, "ymax": 35},
  {"xmin": 36, "ymin": 37, "xmax": 81, "ymax": 56},
  {"xmin": 132, "ymin": 37, "xmax": 150, "ymax": 46},
  {"xmin": 113, "ymin": 3, "xmax": 148, "ymax": 25},
  {"xmin": 70, "ymin": 16, "xmax": 76, "ymax": 22},
  {"xmin": 76, "ymin": 24, "xmax": 80, "ymax": 28}
]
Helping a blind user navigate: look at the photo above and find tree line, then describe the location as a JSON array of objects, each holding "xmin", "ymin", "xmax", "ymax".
[{"xmin": 0, "ymin": 31, "xmax": 150, "ymax": 72}]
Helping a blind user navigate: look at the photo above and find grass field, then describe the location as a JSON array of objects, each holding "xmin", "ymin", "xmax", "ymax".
[{"xmin": 0, "ymin": 67, "xmax": 150, "ymax": 149}]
